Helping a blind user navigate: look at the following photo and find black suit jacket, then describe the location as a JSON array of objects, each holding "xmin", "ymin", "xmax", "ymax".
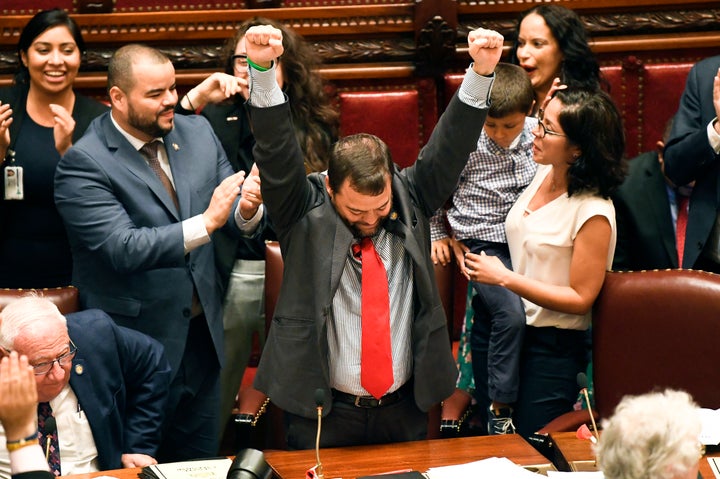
[
  {"xmin": 664, "ymin": 55, "xmax": 720, "ymax": 267},
  {"xmin": 612, "ymin": 151, "xmax": 678, "ymax": 270},
  {"xmin": 67, "ymin": 309, "xmax": 171, "ymax": 470},
  {"xmin": 249, "ymin": 92, "xmax": 487, "ymax": 418}
]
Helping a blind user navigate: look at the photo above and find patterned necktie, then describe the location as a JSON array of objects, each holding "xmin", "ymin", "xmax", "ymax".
[
  {"xmin": 139, "ymin": 141, "xmax": 179, "ymax": 211},
  {"xmin": 676, "ymin": 194, "xmax": 689, "ymax": 268},
  {"xmin": 353, "ymin": 237, "xmax": 394, "ymax": 399},
  {"xmin": 37, "ymin": 402, "xmax": 61, "ymax": 476}
]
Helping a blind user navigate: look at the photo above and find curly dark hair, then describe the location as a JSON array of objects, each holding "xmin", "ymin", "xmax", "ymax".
[
  {"xmin": 222, "ymin": 17, "xmax": 339, "ymax": 173},
  {"xmin": 554, "ymin": 88, "xmax": 626, "ymax": 198},
  {"xmin": 509, "ymin": 5, "xmax": 602, "ymax": 91}
]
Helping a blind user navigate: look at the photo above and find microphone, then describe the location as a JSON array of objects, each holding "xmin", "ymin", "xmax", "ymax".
[
  {"xmin": 227, "ymin": 448, "xmax": 271, "ymax": 479},
  {"xmin": 313, "ymin": 389, "xmax": 325, "ymax": 479},
  {"xmin": 576, "ymin": 372, "xmax": 600, "ymax": 443},
  {"xmin": 43, "ymin": 416, "xmax": 57, "ymax": 461}
]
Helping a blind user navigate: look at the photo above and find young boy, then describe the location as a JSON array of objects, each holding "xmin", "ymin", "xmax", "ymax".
[{"xmin": 430, "ymin": 62, "xmax": 537, "ymax": 435}]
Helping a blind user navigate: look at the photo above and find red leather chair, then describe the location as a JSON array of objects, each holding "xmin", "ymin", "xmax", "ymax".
[
  {"xmin": 540, "ymin": 269, "xmax": 720, "ymax": 435},
  {"xmin": 0, "ymin": 286, "xmax": 79, "ymax": 314},
  {"xmin": 335, "ymin": 79, "xmax": 438, "ymax": 169}
]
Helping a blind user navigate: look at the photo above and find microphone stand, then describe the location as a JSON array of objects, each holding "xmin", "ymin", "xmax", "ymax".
[{"xmin": 315, "ymin": 404, "xmax": 324, "ymax": 479}]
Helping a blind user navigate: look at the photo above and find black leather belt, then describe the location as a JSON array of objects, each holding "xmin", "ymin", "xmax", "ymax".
[{"xmin": 332, "ymin": 382, "xmax": 411, "ymax": 408}]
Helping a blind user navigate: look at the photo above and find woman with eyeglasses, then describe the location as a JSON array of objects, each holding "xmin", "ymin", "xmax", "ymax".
[
  {"xmin": 463, "ymin": 83, "xmax": 626, "ymax": 441},
  {"xmin": 175, "ymin": 17, "xmax": 339, "ymax": 442},
  {"xmin": 0, "ymin": 9, "xmax": 108, "ymax": 289}
]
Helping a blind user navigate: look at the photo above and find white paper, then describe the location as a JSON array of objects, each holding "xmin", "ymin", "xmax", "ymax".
[
  {"xmin": 698, "ymin": 408, "xmax": 720, "ymax": 445},
  {"xmin": 426, "ymin": 456, "xmax": 542, "ymax": 479},
  {"xmin": 546, "ymin": 471, "xmax": 604, "ymax": 478},
  {"xmin": 147, "ymin": 458, "xmax": 233, "ymax": 479},
  {"xmin": 707, "ymin": 457, "xmax": 720, "ymax": 479}
]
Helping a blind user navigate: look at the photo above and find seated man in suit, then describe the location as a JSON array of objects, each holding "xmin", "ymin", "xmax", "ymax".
[
  {"xmin": 0, "ymin": 351, "xmax": 52, "ymax": 479},
  {"xmin": 0, "ymin": 296, "xmax": 172, "ymax": 476},
  {"xmin": 612, "ymin": 118, "xmax": 694, "ymax": 270}
]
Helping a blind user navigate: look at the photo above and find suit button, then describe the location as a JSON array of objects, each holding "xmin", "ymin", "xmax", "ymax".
[{"xmin": 183, "ymin": 308, "xmax": 191, "ymax": 318}]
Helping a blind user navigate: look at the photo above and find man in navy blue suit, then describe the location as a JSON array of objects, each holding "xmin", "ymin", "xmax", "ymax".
[
  {"xmin": 0, "ymin": 296, "xmax": 171, "ymax": 475},
  {"xmin": 664, "ymin": 56, "xmax": 720, "ymax": 272},
  {"xmin": 54, "ymin": 44, "xmax": 264, "ymax": 459}
]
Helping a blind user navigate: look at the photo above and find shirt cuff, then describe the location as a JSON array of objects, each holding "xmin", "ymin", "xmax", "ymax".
[
  {"xmin": 248, "ymin": 62, "xmax": 285, "ymax": 108},
  {"xmin": 9, "ymin": 445, "xmax": 49, "ymax": 475},
  {"xmin": 707, "ymin": 118, "xmax": 720, "ymax": 154},
  {"xmin": 457, "ymin": 65, "xmax": 494, "ymax": 110},
  {"xmin": 183, "ymin": 216, "xmax": 211, "ymax": 254},
  {"xmin": 235, "ymin": 203, "xmax": 264, "ymax": 234}
]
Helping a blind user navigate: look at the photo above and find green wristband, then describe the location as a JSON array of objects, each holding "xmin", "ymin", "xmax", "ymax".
[{"xmin": 246, "ymin": 57, "xmax": 271, "ymax": 72}]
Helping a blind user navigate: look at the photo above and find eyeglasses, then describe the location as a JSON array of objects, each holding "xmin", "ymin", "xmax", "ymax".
[
  {"xmin": 232, "ymin": 54, "xmax": 248, "ymax": 71},
  {"xmin": 536, "ymin": 120, "xmax": 567, "ymax": 139},
  {"xmin": 0, "ymin": 340, "xmax": 79, "ymax": 376}
]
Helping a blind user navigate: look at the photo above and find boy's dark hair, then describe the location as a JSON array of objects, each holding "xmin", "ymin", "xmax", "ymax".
[{"xmin": 488, "ymin": 63, "xmax": 534, "ymax": 118}]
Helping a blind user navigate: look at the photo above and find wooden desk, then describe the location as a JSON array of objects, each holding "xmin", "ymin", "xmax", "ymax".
[
  {"xmin": 264, "ymin": 435, "xmax": 554, "ymax": 479},
  {"xmin": 550, "ymin": 431, "xmax": 719, "ymax": 478}
]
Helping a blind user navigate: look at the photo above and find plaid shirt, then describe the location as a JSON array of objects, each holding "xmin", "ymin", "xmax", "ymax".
[{"xmin": 430, "ymin": 116, "xmax": 538, "ymax": 243}]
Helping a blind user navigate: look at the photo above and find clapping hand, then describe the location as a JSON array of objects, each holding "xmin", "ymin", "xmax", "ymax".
[{"xmin": 49, "ymin": 103, "xmax": 76, "ymax": 156}]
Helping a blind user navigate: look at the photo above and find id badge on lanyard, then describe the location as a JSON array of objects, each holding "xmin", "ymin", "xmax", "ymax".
[{"xmin": 4, "ymin": 164, "xmax": 23, "ymax": 200}]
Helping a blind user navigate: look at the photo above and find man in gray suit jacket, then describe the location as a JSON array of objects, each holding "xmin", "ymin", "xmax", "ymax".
[
  {"xmin": 54, "ymin": 44, "xmax": 264, "ymax": 460},
  {"xmin": 243, "ymin": 25, "xmax": 503, "ymax": 449}
]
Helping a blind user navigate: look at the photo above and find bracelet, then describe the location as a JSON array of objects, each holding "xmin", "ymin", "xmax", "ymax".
[
  {"xmin": 246, "ymin": 57, "xmax": 271, "ymax": 72},
  {"xmin": 184, "ymin": 94, "xmax": 196, "ymax": 111},
  {"xmin": 7, "ymin": 432, "xmax": 39, "ymax": 452}
]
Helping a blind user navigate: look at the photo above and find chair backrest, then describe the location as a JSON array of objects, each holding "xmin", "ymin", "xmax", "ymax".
[
  {"xmin": 592, "ymin": 269, "xmax": 720, "ymax": 418},
  {"xmin": 0, "ymin": 286, "xmax": 79, "ymax": 315}
]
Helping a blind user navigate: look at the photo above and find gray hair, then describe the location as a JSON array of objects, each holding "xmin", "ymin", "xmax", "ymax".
[
  {"xmin": 596, "ymin": 389, "xmax": 702, "ymax": 479},
  {"xmin": 0, "ymin": 297, "xmax": 67, "ymax": 350}
]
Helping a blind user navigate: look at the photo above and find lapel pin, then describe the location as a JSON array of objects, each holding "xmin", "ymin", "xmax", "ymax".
[
  {"xmin": 226, "ymin": 116, "xmax": 239, "ymax": 122},
  {"xmin": 74, "ymin": 364, "xmax": 84, "ymax": 375},
  {"xmin": 172, "ymin": 143, "xmax": 179, "ymax": 151},
  {"xmin": 390, "ymin": 212, "xmax": 398, "ymax": 220}
]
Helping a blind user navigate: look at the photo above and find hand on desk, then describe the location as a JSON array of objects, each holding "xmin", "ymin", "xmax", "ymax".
[{"xmin": 121, "ymin": 453, "xmax": 158, "ymax": 468}]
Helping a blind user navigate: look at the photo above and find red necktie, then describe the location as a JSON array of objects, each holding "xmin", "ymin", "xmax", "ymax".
[
  {"xmin": 676, "ymin": 194, "xmax": 689, "ymax": 268},
  {"xmin": 354, "ymin": 237, "xmax": 394, "ymax": 399}
]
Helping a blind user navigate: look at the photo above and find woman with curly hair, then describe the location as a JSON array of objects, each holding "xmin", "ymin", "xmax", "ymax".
[
  {"xmin": 509, "ymin": 5, "xmax": 603, "ymax": 114},
  {"xmin": 176, "ymin": 17, "xmax": 339, "ymax": 440},
  {"xmin": 464, "ymin": 84, "xmax": 626, "ymax": 441}
]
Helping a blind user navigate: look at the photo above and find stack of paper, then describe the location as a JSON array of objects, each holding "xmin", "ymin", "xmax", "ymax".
[
  {"xmin": 426, "ymin": 457, "xmax": 542, "ymax": 479},
  {"xmin": 546, "ymin": 471, "xmax": 604, "ymax": 478},
  {"xmin": 139, "ymin": 458, "xmax": 233, "ymax": 479},
  {"xmin": 699, "ymin": 408, "xmax": 720, "ymax": 445}
]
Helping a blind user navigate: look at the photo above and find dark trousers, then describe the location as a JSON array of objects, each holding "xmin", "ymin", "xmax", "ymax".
[
  {"xmin": 157, "ymin": 315, "xmax": 221, "ymax": 462},
  {"xmin": 466, "ymin": 240, "xmax": 525, "ymax": 423},
  {"xmin": 284, "ymin": 392, "xmax": 426, "ymax": 449},
  {"xmin": 513, "ymin": 325, "xmax": 588, "ymax": 438}
]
